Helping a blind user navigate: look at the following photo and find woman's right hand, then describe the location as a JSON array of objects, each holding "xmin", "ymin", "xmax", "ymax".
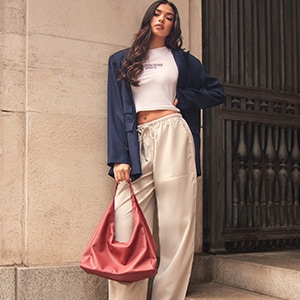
[{"xmin": 113, "ymin": 163, "xmax": 131, "ymax": 183}]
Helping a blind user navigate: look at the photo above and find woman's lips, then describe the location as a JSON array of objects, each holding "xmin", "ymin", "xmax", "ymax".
[{"xmin": 155, "ymin": 24, "xmax": 164, "ymax": 30}]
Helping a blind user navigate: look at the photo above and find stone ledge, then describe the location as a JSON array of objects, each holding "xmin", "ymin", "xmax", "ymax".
[
  {"xmin": 0, "ymin": 255, "xmax": 213, "ymax": 300},
  {"xmin": 214, "ymin": 250, "xmax": 300, "ymax": 300},
  {"xmin": 189, "ymin": 253, "xmax": 214, "ymax": 284},
  {"xmin": 16, "ymin": 265, "xmax": 107, "ymax": 300},
  {"xmin": 0, "ymin": 265, "xmax": 107, "ymax": 300},
  {"xmin": 0, "ymin": 267, "xmax": 15, "ymax": 300},
  {"xmin": 186, "ymin": 282, "xmax": 282, "ymax": 300}
]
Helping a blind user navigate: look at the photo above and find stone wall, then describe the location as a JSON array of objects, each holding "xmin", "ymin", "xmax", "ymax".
[{"xmin": 0, "ymin": 0, "xmax": 202, "ymax": 298}]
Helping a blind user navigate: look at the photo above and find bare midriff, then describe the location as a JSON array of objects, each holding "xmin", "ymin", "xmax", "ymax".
[{"xmin": 137, "ymin": 110, "xmax": 179, "ymax": 125}]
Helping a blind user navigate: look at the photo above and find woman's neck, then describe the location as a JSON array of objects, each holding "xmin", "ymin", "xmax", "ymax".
[{"xmin": 149, "ymin": 37, "xmax": 166, "ymax": 49}]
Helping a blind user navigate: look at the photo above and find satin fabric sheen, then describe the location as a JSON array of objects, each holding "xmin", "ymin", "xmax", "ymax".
[{"xmin": 80, "ymin": 183, "xmax": 157, "ymax": 282}]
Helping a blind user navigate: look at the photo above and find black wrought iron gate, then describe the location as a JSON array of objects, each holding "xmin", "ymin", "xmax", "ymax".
[{"xmin": 202, "ymin": 0, "xmax": 300, "ymax": 253}]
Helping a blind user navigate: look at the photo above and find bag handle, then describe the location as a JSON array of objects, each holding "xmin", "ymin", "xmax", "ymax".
[
  {"xmin": 114, "ymin": 181, "xmax": 135, "ymax": 193},
  {"xmin": 113, "ymin": 181, "xmax": 136, "ymax": 204},
  {"xmin": 112, "ymin": 181, "xmax": 143, "ymax": 229},
  {"xmin": 128, "ymin": 181, "xmax": 135, "ymax": 196}
]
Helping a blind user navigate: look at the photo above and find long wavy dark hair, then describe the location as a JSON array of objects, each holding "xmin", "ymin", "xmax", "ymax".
[{"xmin": 118, "ymin": 0, "xmax": 183, "ymax": 86}]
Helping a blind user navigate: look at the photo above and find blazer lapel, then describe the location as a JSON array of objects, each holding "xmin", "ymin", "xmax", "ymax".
[{"xmin": 172, "ymin": 49, "xmax": 189, "ymax": 89}]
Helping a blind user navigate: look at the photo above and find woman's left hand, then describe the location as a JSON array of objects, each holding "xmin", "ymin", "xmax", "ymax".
[
  {"xmin": 173, "ymin": 98, "xmax": 178, "ymax": 107},
  {"xmin": 113, "ymin": 163, "xmax": 131, "ymax": 183}
]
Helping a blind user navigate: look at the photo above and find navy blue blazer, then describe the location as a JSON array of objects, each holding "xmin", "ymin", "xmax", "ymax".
[{"xmin": 107, "ymin": 48, "xmax": 226, "ymax": 180}]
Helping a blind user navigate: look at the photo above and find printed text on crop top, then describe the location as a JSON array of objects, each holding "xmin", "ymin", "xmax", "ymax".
[{"xmin": 131, "ymin": 47, "xmax": 180, "ymax": 113}]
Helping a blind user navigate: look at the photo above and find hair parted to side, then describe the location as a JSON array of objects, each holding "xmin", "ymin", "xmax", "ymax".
[{"xmin": 118, "ymin": 0, "xmax": 183, "ymax": 86}]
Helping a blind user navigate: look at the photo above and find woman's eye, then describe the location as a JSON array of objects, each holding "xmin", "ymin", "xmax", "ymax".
[{"xmin": 167, "ymin": 17, "xmax": 174, "ymax": 21}]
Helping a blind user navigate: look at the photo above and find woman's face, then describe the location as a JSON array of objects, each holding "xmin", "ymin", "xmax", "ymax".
[{"xmin": 150, "ymin": 3, "xmax": 175, "ymax": 42}]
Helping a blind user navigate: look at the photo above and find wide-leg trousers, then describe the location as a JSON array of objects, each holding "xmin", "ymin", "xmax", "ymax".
[{"xmin": 109, "ymin": 113, "xmax": 197, "ymax": 300}]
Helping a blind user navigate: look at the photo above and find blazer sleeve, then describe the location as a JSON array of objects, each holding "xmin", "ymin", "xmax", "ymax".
[
  {"xmin": 176, "ymin": 53, "xmax": 226, "ymax": 111},
  {"xmin": 107, "ymin": 54, "xmax": 131, "ymax": 169}
]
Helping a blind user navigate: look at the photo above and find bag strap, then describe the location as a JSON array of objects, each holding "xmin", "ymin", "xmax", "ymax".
[
  {"xmin": 113, "ymin": 181, "xmax": 136, "ymax": 201},
  {"xmin": 128, "ymin": 181, "xmax": 135, "ymax": 196}
]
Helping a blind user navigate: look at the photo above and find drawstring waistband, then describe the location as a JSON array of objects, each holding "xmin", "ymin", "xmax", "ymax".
[
  {"xmin": 137, "ymin": 126, "xmax": 158, "ymax": 161},
  {"xmin": 137, "ymin": 125, "xmax": 158, "ymax": 141},
  {"xmin": 137, "ymin": 113, "xmax": 181, "ymax": 161}
]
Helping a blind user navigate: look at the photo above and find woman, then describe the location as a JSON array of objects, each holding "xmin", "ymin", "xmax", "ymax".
[{"xmin": 107, "ymin": 1, "xmax": 226, "ymax": 299}]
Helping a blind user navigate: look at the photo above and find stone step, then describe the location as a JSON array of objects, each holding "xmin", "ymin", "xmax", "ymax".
[
  {"xmin": 187, "ymin": 249, "xmax": 300, "ymax": 300},
  {"xmin": 186, "ymin": 282, "xmax": 283, "ymax": 300},
  {"xmin": 213, "ymin": 249, "xmax": 300, "ymax": 300}
]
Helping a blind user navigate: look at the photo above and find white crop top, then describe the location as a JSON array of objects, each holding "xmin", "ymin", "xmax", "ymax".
[{"xmin": 131, "ymin": 46, "xmax": 179, "ymax": 113}]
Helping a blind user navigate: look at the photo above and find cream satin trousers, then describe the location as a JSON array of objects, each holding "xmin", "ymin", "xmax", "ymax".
[{"xmin": 109, "ymin": 113, "xmax": 197, "ymax": 300}]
